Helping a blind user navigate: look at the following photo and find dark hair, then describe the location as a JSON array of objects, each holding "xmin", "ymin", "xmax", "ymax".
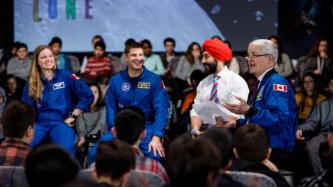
[
  {"xmin": 96, "ymin": 76, "xmax": 109, "ymax": 86},
  {"xmin": 15, "ymin": 42, "xmax": 28, "ymax": 51},
  {"xmin": 234, "ymin": 124, "xmax": 270, "ymax": 162},
  {"xmin": 307, "ymin": 38, "xmax": 328, "ymax": 57},
  {"xmin": 96, "ymin": 141, "xmax": 135, "ymax": 179},
  {"xmin": 49, "ymin": 36, "xmax": 63, "ymax": 47},
  {"xmin": 199, "ymin": 128, "xmax": 234, "ymax": 168},
  {"xmin": 94, "ymin": 40, "xmax": 106, "ymax": 51},
  {"xmin": 190, "ymin": 69, "xmax": 206, "ymax": 87},
  {"xmin": 1, "ymin": 101, "xmax": 36, "ymax": 138},
  {"xmin": 223, "ymin": 40, "xmax": 232, "ymax": 49},
  {"xmin": 141, "ymin": 39, "xmax": 152, "ymax": 49},
  {"xmin": 124, "ymin": 38, "xmax": 136, "ymax": 46},
  {"xmin": 164, "ymin": 37, "xmax": 176, "ymax": 47},
  {"xmin": 92, "ymin": 35, "xmax": 104, "ymax": 43},
  {"xmin": 211, "ymin": 35, "xmax": 223, "ymax": 41},
  {"xmin": 124, "ymin": 42, "xmax": 142, "ymax": 55},
  {"xmin": 268, "ymin": 35, "xmax": 285, "ymax": 65},
  {"xmin": 166, "ymin": 134, "xmax": 221, "ymax": 187},
  {"xmin": 88, "ymin": 83, "xmax": 105, "ymax": 109},
  {"xmin": 185, "ymin": 42, "xmax": 202, "ymax": 65},
  {"xmin": 299, "ymin": 72, "xmax": 321, "ymax": 113},
  {"xmin": 115, "ymin": 106, "xmax": 145, "ymax": 145},
  {"xmin": 25, "ymin": 144, "xmax": 79, "ymax": 187}
]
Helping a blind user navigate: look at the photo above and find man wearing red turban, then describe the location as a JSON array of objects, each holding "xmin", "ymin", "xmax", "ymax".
[{"xmin": 190, "ymin": 38, "xmax": 249, "ymax": 136}]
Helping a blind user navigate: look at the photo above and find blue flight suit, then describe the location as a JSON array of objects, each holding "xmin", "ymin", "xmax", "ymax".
[
  {"xmin": 243, "ymin": 69, "xmax": 297, "ymax": 152},
  {"xmin": 89, "ymin": 67, "xmax": 169, "ymax": 162},
  {"xmin": 22, "ymin": 69, "xmax": 94, "ymax": 155}
]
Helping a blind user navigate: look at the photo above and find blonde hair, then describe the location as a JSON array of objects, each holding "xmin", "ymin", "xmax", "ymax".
[{"xmin": 28, "ymin": 45, "xmax": 57, "ymax": 101}]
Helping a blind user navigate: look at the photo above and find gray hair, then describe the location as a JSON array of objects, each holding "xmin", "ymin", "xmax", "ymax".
[{"xmin": 250, "ymin": 39, "xmax": 278, "ymax": 64}]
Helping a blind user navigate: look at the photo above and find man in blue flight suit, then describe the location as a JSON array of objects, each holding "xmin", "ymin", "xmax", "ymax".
[
  {"xmin": 89, "ymin": 42, "xmax": 169, "ymax": 161},
  {"xmin": 224, "ymin": 39, "xmax": 297, "ymax": 169}
]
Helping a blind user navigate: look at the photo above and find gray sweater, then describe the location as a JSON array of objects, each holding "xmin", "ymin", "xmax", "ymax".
[{"xmin": 76, "ymin": 107, "xmax": 108, "ymax": 137}]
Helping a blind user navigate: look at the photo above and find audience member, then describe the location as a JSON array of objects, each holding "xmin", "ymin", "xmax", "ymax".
[
  {"xmin": 223, "ymin": 40, "xmax": 240, "ymax": 75},
  {"xmin": 49, "ymin": 36, "xmax": 72, "ymax": 71},
  {"xmin": 160, "ymin": 37, "xmax": 179, "ymax": 73},
  {"xmin": 141, "ymin": 39, "xmax": 165, "ymax": 76},
  {"xmin": 302, "ymin": 38, "xmax": 333, "ymax": 86},
  {"xmin": 0, "ymin": 101, "xmax": 35, "ymax": 166},
  {"xmin": 166, "ymin": 134, "xmax": 221, "ymax": 187},
  {"xmin": 295, "ymin": 72, "xmax": 326, "ymax": 124},
  {"xmin": 93, "ymin": 141, "xmax": 135, "ymax": 187},
  {"xmin": 6, "ymin": 74, "xmax": 23, "ymax": 102},
  {"xmin": 296, "ymin": 76, "xmax": 333, "ymax": 174},
  {"xmin": 268, "ymin": 35, "xmax": 294, "ymax": 78},
  {"xmin": 22, "ymin": 45, "xmax": 93, "ymax": 155},
  {"xmin": 174, "ymin": 42, "xmax": 204, "ymax": 81},
  {"xmin": 225, "ymin": 39, "xmax": 297, "ymax": 170},
  {"xmin": 200, "ymin": 128, "xmax": 244, "ymax": 187},
  {"xmin": 25, "ymin": 144, "xmax": 79, "ymax": 187},
  {"xmin": 76, "ymin": 83, "xmax": 107, "ymax": 150},
  {"xmin": 0, "ymin": 87, "xmax": 6, "ymax": 120},
  {"xmin": 232, "ymin": 124, "xmax": 290, "ymax": 187},
  {"xmin": 84, "ymin": 41, "xmax": 113, "ymax": 81},
  {"xmin": 6, "ymin": 42, "xmax": 31, "ymax": 81},
  {"xmin": 96, "ymin": 76, "xmax": 109, "ymax": 99},
  {"xmin": 111, "ymin": 106, "xmax": 168, "ymax": 182}
]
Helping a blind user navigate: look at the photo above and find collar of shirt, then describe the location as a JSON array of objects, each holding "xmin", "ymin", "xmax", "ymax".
[
  {"xmin": 257, "ymin": 68, "xmax": 274, "ymax": 82},
  {"xmin": 0, "ymin": 138, "xmax": 30, "ymax": 150},
  {"xmin": 215, "ymin": 66, "xmax": 229, "ymax": 80}
]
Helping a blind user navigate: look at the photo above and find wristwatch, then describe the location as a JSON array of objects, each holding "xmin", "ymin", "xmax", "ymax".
[{"xmin": 191, "ymin": 128, "xmax": 200, "ymax": 136}]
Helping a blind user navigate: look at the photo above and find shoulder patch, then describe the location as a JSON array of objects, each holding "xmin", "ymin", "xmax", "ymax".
[
  {"xmin": 273, "ymin": 84, "xmax": 287, "ymax": 92},
  {"xmin": 70, "ymin": 74, "xmax": 80, "ymax": 80}
]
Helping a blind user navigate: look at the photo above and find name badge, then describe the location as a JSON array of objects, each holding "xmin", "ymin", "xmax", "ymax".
[
  {"xmin": 138, "ymin": 82, "xmax": 150, "ymax": 89},
  {"xmin": 53, "ymin": 82, "xmax": 65, "ymax": 90}
]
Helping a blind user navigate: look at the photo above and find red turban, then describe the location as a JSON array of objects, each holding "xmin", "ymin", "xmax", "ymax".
[{"xmin": 202, "ymin": 38, "xmax": 232, "ymax": 62}]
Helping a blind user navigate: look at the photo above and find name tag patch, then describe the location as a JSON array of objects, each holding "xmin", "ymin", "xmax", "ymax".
[
  {"xmin": 53, "ymin": 82, "xmax": 65, "ymax": 90},
  {"xmin": 138, "ymin": 82, "xmax": 150, "ymax": 89}
]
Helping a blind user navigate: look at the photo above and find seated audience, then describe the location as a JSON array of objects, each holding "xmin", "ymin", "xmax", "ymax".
[
  {"xmin": 295, "ymin": 72, "xmax": 326, "ymax": 123},
  {"xmin": 174, "ymin": 42, "xmax": 204, "ymax": 81},
  {"xmin": 111, "ymin": 106, "xmax": 168, "ymax": 182},
  {"xmin": 160, "ymin": 37, "xmax": 180, "ymax": 75},
  {"xmin": 268, "ymin": 35, "xmax": 294, "ymax": 78},
  {"xmin": 166, "ymin": 134, "xmax": 221, "ymax": 187},
  {"xmin": 93, "ymin": 141, "xmax": 135, "ymax": 187},
  {"xmin": 6, "ymin": 42, "xmax": 31, "ymax": 81},
  {"xmin": 49, "ymin": 36, "xmax": 72, "ymax": 72},
  {"xmin": 0, "ymin": 101, "xmax": 35, "ymax": 166},
  {"xmin": 141, "ymin": 39, "xmax": 165, "ymax": 76},
  {"xmin": 84, "ymin": 41, "xmax": 113, "ymax": 81},
  {"xmin": 96, "ymin": 76, "xmax": 109, "ymax": 100},
  {"xmin": 76, "ymin": 83, "xmax": 107, "ymax": 151},
  {"xmin": 298, "ymin": 132, "xmax": 333, "ymax": 187},
  {"xmin": 231, "ymin": 124, "xmax": 290, "ymax": 187},
  {"xmin": 296, "ymin": 76, "xmax": 333, "ymax": 174},
  {"xmin": 5, "ymin": 74, "xmax": 23, "ymax": 102},
  {"xmin": 302, "ymin": 38, "xmax": 332, "ymax": 86},
  {"xmin": 200, "ymin": 128, "xmax": 244, "ymax": 187},
  {"xmin": 25, "ymin": 144, "xmax": 79, "ymax": 187}
]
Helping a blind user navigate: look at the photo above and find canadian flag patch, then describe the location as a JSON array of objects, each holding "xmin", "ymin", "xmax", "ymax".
[
  {"xmin": 273, "ymin": 84, "xmax": 287, "ymax": 92},
  {"xmin": 70, "ymin": 74, "xmax": 80, "ymax": 80}
]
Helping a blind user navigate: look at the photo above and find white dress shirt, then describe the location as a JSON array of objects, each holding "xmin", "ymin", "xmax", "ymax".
[{"xmin": 190, "ymin": 67, "xmax": 249, "ymax": 119}]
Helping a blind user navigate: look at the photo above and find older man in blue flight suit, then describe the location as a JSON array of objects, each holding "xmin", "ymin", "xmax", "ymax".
[
  {"xmin": 224, "ymin": 39, "xmax": 297, "ymax": 169},
  {"xmin": 89, "ymin": 42, "xmax": 169, "ymax": 162}
]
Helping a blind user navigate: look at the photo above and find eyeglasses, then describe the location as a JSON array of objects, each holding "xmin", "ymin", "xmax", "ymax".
[{"xmin": 244, "ymin": 54, "xmax": 271, "ymax": 61}]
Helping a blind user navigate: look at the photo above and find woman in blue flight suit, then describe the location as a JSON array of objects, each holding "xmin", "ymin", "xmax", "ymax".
[{"xmin": 22, "ymin": 45, "xmax": 93, "ymax": 155}]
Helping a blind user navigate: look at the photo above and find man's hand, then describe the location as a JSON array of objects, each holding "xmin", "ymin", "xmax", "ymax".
[
  {"xmin": 313, "ymin": 68, "xmax": 321, "ymax": 75},
  {"xmin": 148, "ymin": 136, "xmax": 165, "ymax": 157},
  {"xmin": 296, "ymin": 130, "xmax": 305, "ymax": 140},
  {"xmin": 215, "ymin": 116, "xmax": 236, "ymax": 129},
  {"xmin": 64, "ymin": 117, "xmax": 75, "ymax": 127},
  {"xmin": 224, "ymin": 96, "xmax": 249, "ymax": 115}
]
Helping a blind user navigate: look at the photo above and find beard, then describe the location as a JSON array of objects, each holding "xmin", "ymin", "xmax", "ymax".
[{"xmin": 203, "ymin": 60, "xmax": 218, "ymax": 75}]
